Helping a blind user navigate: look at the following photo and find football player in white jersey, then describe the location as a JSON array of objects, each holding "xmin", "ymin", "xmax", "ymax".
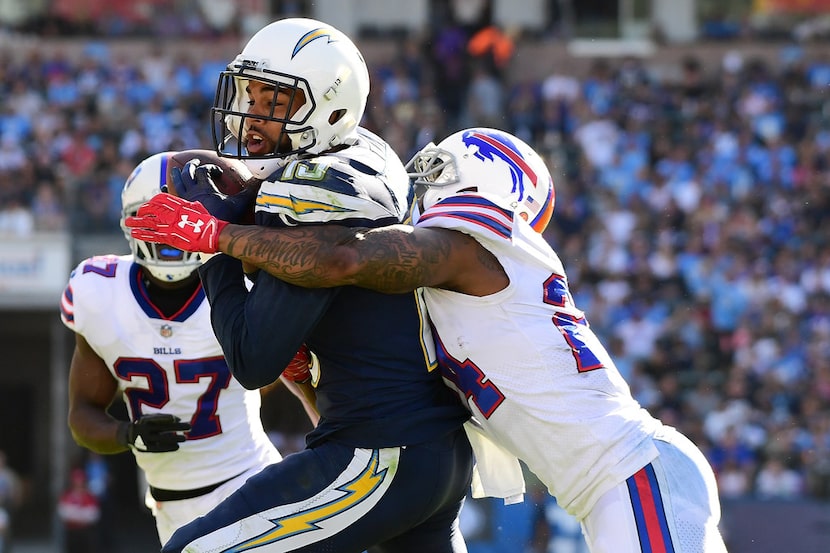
[
  {"xmin": 127, "ymin": 128, "xmax": 728, "ymax": 552},
  {"xmin": 59, "ymin": 151, "xmax": 304, "ymax": 545}
]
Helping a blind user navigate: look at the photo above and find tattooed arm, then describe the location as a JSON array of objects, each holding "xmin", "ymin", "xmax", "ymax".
[{"xmin": 217, "ymin": 223, "xmax": 508, "ymax": 296}]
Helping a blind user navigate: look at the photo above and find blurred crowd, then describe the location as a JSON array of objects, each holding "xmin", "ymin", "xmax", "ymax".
[
  {"xmin": 0, "ymin": 38, "xmax": 231, "ymax": 234},
  {"xmin": 1, "ymin": 24, "xmax": 830, "ymax": 508}
]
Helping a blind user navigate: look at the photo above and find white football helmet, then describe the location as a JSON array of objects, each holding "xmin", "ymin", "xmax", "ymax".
[
  {"xmin": 120, "ymin": 152, "xmax": 202, "ymax": 282},
  {"xmin": 408, "ymin": 128, "xmax": 556, "ymax": 233},
  {"xmin": 212, "ymin": 17, "xmax": 371, "ymax": 179}
]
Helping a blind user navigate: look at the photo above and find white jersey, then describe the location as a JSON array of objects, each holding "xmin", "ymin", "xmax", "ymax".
[
  {"xmin": 60, "ymin": 255, "xmax": 281, "ymax": 491},
  {"xmin": 413, "ymin": 194, "xmax": 664, "ymax": 520}
]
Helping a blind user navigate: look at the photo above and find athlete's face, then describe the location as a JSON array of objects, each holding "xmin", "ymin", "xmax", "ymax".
[{"xmin": 242, "ymin": 80, "xmax": 305, "ymax": 156}]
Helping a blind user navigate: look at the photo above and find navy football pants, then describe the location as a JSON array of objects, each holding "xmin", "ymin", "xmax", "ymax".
[{"xmin": 162, "ymin": 428, "xmax": 473, "ymax": 553}]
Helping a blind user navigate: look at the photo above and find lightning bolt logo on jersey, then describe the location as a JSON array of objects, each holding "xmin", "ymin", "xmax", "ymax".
[
  {"xmin": 183, "ymin": 448, "xmax": 397, "ymax": 552},
  {"xmin": 254, "ymin": 127, "xmax": 412, "ymax": 227}
]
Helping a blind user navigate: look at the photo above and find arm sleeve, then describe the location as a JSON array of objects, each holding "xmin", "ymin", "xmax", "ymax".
[{"xmin": 198, "ymin": 254, "xmax": 335, "ymax": 389}]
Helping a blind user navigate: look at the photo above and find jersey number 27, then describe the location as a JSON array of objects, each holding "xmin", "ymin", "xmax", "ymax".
[{"xmin": 115, "ymin": 357, "xmax": 232, "ymax": 440}]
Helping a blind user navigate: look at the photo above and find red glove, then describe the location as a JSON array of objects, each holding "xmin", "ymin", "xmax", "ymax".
[
  {"xmin": 125, "ymin": 194, "xmax": 228, "ymax": 254},
  {"xmin": 282, "ymin": 344, "xmax": 313, "ymax": 383}
]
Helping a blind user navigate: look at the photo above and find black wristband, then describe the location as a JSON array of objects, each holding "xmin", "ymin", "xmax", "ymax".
[{"xmin": 116, "ymin": 421, "xmax": 133, "ymax": 447}]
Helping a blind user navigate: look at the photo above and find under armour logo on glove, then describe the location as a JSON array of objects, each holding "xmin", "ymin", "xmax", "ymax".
[
  {"xmin": 125, "ymin": 194, "xmax": 229, "ymax": 254},
  {"xmin": 177, "ymin": 215, "xmax": 205, "ymax": 233}
]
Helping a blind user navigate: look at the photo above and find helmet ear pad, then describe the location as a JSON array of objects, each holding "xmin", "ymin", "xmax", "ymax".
[
  {"xmin": 329, "ymin": 109, "xmax": 347, "ymax": 125},
  {"xmin": 409, "ymin": 128, "xmax": 556, "ymax": 233}
]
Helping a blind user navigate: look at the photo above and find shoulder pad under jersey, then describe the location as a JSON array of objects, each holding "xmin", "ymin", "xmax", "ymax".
[
  {"xmin": 255, "ymin": 134, "xmax": 411, "ymax": 228},
  {"xmin": 416, "ymin": 194, "xmax": 515, "ymax": 242}
]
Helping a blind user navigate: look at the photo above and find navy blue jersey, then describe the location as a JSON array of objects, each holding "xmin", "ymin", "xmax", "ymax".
[{"xmin": 199, "ymin": 128, "xmax": 470, "ymax": 449}]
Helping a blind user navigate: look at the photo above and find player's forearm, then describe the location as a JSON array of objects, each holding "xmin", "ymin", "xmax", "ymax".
[
  {"xmin": 68, "ymin": 407, "xmax": 130, "ymax": 454},
  {"xmin": 217, "ymin": 224, "xmax": 435, "ymax": 294},
  {"xmin": 199, "ymin": 255, "xmax": 333, "ymax": 389},
  {"xmin": 199, "ymin": 255, "xmax": 293, "ymax": 389},
  {"xmin": 280, "ymin": 376, "xmax": 320, "ymax": 426},
  {"xmin": 218, "ymin": 224, "xmax": 362, "ymax": 287}
]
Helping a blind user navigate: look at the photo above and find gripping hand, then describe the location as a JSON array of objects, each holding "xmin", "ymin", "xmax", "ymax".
[
  {"xmin": 169, "ymin": 160, "xmax": 257, "ymax": 224},
  {"xmin": 125, "ymin": 194, "xmax": 228, "ymax": 254},
  {"xmin": 117, "ymin": 413, "xmax": 191, "ymax": 453},
  {"xmin": 282, "ymin": 344, "xmax": 315, "ymax": 383}
]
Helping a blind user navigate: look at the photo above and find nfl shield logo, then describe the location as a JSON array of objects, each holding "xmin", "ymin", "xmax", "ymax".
[{"xmin": 160, "ymin": 324, "xmax": 173, "ymax": 338}]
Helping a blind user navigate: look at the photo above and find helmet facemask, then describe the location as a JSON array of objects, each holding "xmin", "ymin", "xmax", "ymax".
[
  {"xmin": 121, "ymin": 211, "xmax": 202, "ymax": 283},
  {"xmin": 407, "ymin": 145, "xmax": 460, "ymax": 188},
  {"xmin": 212, "ymin": 65, "xmax": 316, "ymax": 163}
]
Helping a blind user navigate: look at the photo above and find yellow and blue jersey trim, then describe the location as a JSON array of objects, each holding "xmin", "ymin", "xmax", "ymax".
[{"xmin": 256, "ymin": 192, "xmax": 357, "ymax": 216}]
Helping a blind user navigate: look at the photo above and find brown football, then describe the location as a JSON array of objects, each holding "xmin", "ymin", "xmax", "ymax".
[{"xmin": 166, "ymin": 149, "xmax": 259, "ymax": 196}]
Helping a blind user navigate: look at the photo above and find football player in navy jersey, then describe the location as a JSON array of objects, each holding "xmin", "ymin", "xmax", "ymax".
[
  {"xmin": 129, "ymin": 18, "xmax": 472, "ymax": 553},
  {"xmin": 131, "ymin": 127, "xmax": 728, "ymax": 552}
]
